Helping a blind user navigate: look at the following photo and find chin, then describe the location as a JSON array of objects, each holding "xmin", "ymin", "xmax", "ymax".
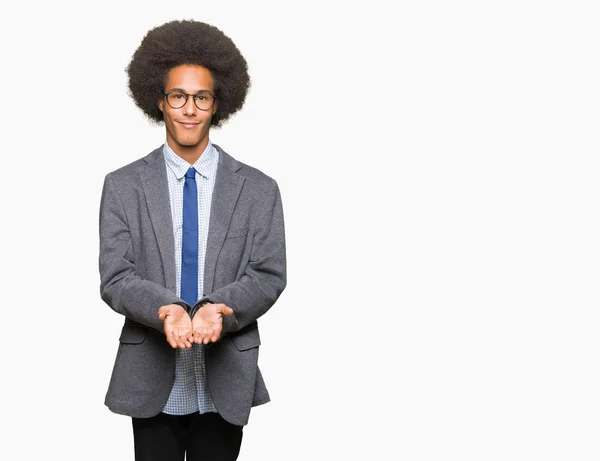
[{"xmin": 175, "ymin": 137, "xmax": 202, "ymax": 147}]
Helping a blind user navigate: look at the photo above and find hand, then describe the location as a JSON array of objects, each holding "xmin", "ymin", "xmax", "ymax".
[
  {"xmin": 192, "ymin": 303, "xmax": 234, "ymax": 345},
  {"xmin": 158, "ymin": 304, "xmax": 193, "ymax": 349}
]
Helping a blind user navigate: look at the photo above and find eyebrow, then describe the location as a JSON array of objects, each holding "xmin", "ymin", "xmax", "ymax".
[{"xmin": 166, "ymin": 88, "xmax": 213, "ymax": 94}]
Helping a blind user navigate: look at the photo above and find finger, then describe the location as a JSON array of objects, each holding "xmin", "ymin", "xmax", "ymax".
[
  {"xmin": 159, "ymin": 305, "xmax": 172, "ymax": 318},
  {"xmin": 212, "ymin": 324, "xmax": 223, "ymax": 342},
  {"xmin": 173, "ymin": 330, "xmax": 182, "ymax": 345},
  {"xmin": 170, "ymin": 328, "xmax": 182, "ymax": 348},
  {"xmin": 175, "ymin": 330, "xmax": 189, "ymax": 348},
  {"xmin": 197, "ymin": 329, "xmax": 211, "ymax": 344},
  {"xmin": 220, "ymin": 306, "xmax": 233, "ymax": 316},
  {"xmin": 166, "ymin": 332, "xmax": 178, "ymax": 349},
  {"xmin": 178, "ymin": 331, "xmax": 191, "ymax": 348}
]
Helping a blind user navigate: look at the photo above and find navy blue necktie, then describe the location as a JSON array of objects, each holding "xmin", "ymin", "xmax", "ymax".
[{"xmin": 181, "ymin": 167, "xmax": 198, "ymax": 307}]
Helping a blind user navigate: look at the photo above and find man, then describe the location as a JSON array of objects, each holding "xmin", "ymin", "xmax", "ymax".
[{"xmin": 99, "ymin": 20, "xmax": 286, "ymax": 461}]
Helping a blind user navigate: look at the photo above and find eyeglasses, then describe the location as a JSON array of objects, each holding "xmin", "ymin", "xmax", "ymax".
[{"xmin": 164, "ymin": 90, "xmax": 216, "ymax": 111}]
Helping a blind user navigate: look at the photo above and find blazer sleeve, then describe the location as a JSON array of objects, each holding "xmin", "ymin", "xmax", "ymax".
[
  {"xmin": 99, "ymin": 174, "xmax": 186, "ymax": 332},
  {"xmin": 204, "ymin": 180, "xmax": 287, "ymax": 334}
]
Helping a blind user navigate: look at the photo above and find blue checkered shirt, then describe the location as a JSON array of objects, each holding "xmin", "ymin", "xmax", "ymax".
[{"xmin": 162, "ymin": 140, "xmax": 219, "ymax": 415}]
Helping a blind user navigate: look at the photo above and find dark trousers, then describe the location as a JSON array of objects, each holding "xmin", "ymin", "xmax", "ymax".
[{"xmin": 132, "ymin": 411, "xmax": 243, "ymax": 461}]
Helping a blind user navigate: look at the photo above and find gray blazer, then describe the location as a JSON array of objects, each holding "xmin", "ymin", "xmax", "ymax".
[{"xmin": 99, "ymin": 144, "xmax": 286, "ymax": 426}]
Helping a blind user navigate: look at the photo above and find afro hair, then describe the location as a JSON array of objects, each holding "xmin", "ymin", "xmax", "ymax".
[{"xmin": 126, "ymin": 19, "xmax": 250, "ymax": 127}]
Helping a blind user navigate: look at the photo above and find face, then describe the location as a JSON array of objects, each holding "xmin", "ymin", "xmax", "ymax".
[{"xmin": 158, "ymin": 64, "xmax": 218, "ymax": 158}]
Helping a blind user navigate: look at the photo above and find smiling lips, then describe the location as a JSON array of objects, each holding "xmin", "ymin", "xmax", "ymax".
[{"xmin": 178, "ymin": 121, "xmax": 200, "ymax": 129}]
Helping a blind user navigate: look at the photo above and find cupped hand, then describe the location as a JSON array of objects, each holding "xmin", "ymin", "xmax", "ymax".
[
  {"xmin": 192, "ymin": 303, "xmax": 234, "ymax": 345},
  {"xmin": 158, "ymin": 304, "xmax": 193, "ymax": 349}
]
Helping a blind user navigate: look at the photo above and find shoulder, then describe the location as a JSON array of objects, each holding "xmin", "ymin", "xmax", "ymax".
[
  {"xmin": 104, "ymin": 147, "xmax": 163, "ymax": 182},
  {"xmin": 215, "ymin": 144, "xmax": 278, "ymax": 193}
]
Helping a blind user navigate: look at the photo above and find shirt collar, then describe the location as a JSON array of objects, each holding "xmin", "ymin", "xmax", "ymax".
[{"xmin": 163, "ymin": 140, "xmax": 218, "ymax": 180}]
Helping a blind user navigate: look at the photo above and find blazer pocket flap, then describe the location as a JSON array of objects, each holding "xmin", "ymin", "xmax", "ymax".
[
  {"xmin": 225, "ymin": 227, "xmax": 249, "ymax": 239},
  {"xmin": 231, "ymin": 330, "xmax": 261, "ymax": 351},
  {"xmin": 119, "ymin": 325, "xmax": 148, "ymax": 344}
]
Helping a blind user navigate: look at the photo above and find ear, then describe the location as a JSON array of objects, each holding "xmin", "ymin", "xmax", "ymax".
[
  {"xmin": 158, "ymin": 99, "xmax": 164, "ymax": 112},
  {"xmin": 212, "ymin": 99, "xmax": 219, "ymax": 114}
]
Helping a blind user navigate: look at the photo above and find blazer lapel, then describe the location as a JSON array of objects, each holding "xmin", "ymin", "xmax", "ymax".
[
  {"xmin": 139, "ymin": 148, "xmax": 177, "ymax": 293},
  {"xmin": 204, "ymin": 147, "xmax": 244, "ymax": 294}
]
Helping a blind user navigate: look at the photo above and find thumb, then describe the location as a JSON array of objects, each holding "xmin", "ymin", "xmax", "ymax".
[
  {"xmin": 220, "ymin": 305, "xmax": 234, "ymax": 316},
  {"xmin": 158, "ymin": 306, "xmax": 169, "ymax": 320}
]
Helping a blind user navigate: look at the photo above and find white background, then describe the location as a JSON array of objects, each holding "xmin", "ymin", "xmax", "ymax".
[{"xmin": 0, "ymin": 1, "xmax": 599, "ymax": 460}]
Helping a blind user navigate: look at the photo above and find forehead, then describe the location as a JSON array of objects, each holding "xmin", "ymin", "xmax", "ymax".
[{"xmin": 165, "ymin": 65, "xmax": 214, "ymax": 91}]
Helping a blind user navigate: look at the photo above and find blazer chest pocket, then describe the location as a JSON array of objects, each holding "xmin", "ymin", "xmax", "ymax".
[
  {"xmin": 119, "ymin": 325, "xmax": 148, "ymax": 344},
  {"xmin": 225, "ymin": 227, "xmax": 249, "ymax": 239}
]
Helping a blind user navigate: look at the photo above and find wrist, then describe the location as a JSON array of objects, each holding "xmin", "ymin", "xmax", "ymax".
[
  {"xmin": 172, "ymin": 301, "xmax": 191, "ymax": 314},
  {"xmin": 191, "ymin": 298, "xmax": 214, "ymax": 317}
]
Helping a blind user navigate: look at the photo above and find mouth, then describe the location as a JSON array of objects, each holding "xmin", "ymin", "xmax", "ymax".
[{"xmin": 177, "ymin": 121, "xmax": 200, "ymax": 129}]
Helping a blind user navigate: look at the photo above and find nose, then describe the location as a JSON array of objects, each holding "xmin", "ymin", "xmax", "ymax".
[{"xmin": 182, "ymin": 96, "xmax": 197, "ymax": 115}]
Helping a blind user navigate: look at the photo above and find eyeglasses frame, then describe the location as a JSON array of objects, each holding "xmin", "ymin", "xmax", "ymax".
[{"xmin": 163, "ymin": 90, "xmax": 217, "ymax": 111}]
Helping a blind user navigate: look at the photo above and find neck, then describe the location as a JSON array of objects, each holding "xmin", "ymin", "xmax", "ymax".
[{"xmin": 167, "ymin": 136, "xmax": 209, "ymax": 165}]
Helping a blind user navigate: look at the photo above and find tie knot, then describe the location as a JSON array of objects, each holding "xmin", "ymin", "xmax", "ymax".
[{"xmin": 185, "ymin": 167, "xmax": 196, "ymax": 179}]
